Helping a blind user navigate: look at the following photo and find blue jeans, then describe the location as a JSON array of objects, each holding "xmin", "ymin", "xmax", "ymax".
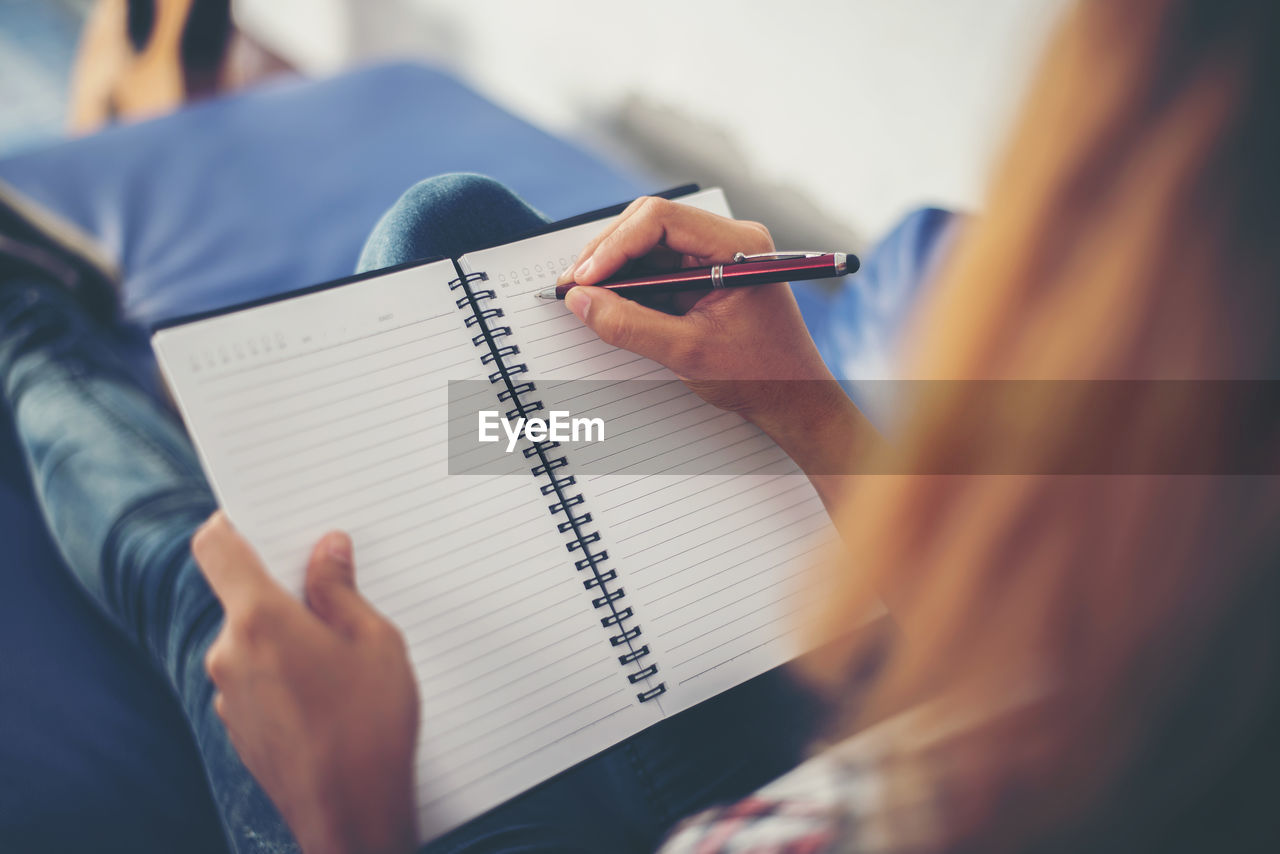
[{"xmin": 0, "ymin": 174, "xmax": 818, "ymax": 854}]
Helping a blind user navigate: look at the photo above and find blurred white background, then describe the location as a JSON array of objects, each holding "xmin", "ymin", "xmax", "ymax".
[{"xmin": 238, "ymin": 0, "xmax": 1067, "ymax": 246}]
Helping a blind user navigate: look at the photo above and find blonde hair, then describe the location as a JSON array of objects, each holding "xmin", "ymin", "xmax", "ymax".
[{"xmin": 807, "ymin": 1, "xmax": 1280, "ymax": 849}]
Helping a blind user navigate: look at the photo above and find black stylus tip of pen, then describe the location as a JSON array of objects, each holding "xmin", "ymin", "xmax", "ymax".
[{"xmin": 845, "ymin": 253, "xmax": 861, "ymax": 274}]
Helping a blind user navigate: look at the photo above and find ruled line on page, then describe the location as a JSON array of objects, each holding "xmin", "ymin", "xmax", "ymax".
[
  {"xmin": 584, "ymin": 445, "xmax": 785, "ymax": 497},
  {"xmin": 612, "ymin": 476, "xmax": 802, "ymax": 543},
  {"xmin": 392, "ymin": 554, "xmax": 571, "ymax": 639},
  {"xmin": 415, "ymin": 619, "xmax": 604, "ymax": 708},
  {"xmin": 217, "ymin": 351, "xmax": 447, "ymax": 418},
  {"xmin": 579, "ymin": 429, "xmax": 766, "ymax": 480},
  {"xmin": 665, "ymin": 590, "xmax": 815, "ymax": 656},
  {"xmin": 417, "ymin": 700, "xmax": 635, "ymax": 809},
  {"xmin": 228, "ymin": 403, "xmax": 440, "ymax": 471},
  {"xmin": 410, "ymin": 592, "xmax": 589, "ymax": 690},
  {"xmin": 363, "ymin": 531, "xmax": 558, "ymax": 607},
  {"xmin": 246, "ymin": 445, "xmax": 450, "ymax": 507},
  {"xmin": 194, "ymin": 314, "xmax": 451, "ymax": 384},
  {"xmin": 427, "ymin": 666, "xmax": 617, "ymax": 747},
  {"xmin": 412, "ymin": 611, "xmax": 624, "ymax": 719},
  {"xmin": 210, "ymin": 348, "xmax": 471, "ymax": 425},
  {"xmin": 430, "ymin": 671, "xmax": 619, "ymax": 755},
  {"xmin": 424, "ymin": 636, "xmax": 610, "ymax": 721},
  {"xmin": 604, "ymin": 470, "xmax": 786, "ymax": 517},
  {"xmin": 357, "ymin": 519, "xmax": 550, "ymax": 597},
  {"xmin": 538, "ymin": 348, "xmax": 647, "ymax": 376},
  {"xmin": 330, "ymin": 524, "xmax": 550, "ymax": 612},
  {"xmin": 253, "ymin": 460, "xmax": 445, "ymax": 527},
  {"xmin": 659, "ymin": 575, "xmax": 813, "ymax": 639},
  {"xmin": 198, "ymin": 318, "xmax": 454, "ymax": 389},
  {"xmin": 219, "ymin": 354, "xmax": 473, "ymax": 433},
  {"xmin": 255, "ymin": 474, "xmax": 494, "ymax": 551},
  {"xmin": 647, "ymin": 534, "xmax": 827, "ymax": 616},
  {"xmin": 621, "ymin": 487, "xmax": 815, "ymax": 559},
  {"xmin": 432, "ymin": 680, "xmax": 628, "ymax": 767},
  {"xmin": 237, "ymin": 418, "xmax": 449, "ymax": 488},
  {"xmin": 592, "ymin": 400, "xmax": 724, "ymax": 445},
  {"xmin": 414, "ymin": 598, "xmax": 588, "ymax": 675},
  {"xmin": 641, "ymin": 528, "xmax": 825, "ymax": 608},
  {"xmin": 309, "ymin": 497, "xmax": 542, "ymax": 601},
  {"xmin": 225, "ymin": 386, "xmax": 440, "ymax": 455},
  {"xmin": 618, "ymin": 487, "xmax": 820, "ymax": 559},
  {"xmin": 675, "ymin": 627, "xmax": 804, "ymax": 685},
  {"xmin": 538, "ymin": 375, "xmax": 667, "ymax": 409}
]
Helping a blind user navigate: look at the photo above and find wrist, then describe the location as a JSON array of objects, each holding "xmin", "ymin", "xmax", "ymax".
[
  {"xmin": 748, "ymin": 380, "xmax": 870, "ymax": 516},
  {"xmin": 748, "ymin": 379, "xmax": 855, "ymax": 450},
  {"xmin": 749, "ymin": 379, "xmax": 870, "ymax": 476}
]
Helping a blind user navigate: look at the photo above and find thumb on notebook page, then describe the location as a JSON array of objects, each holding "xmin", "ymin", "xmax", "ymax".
[{"xmin": 304, "ymin": 531, "xmax": 379, "ymax": 640}]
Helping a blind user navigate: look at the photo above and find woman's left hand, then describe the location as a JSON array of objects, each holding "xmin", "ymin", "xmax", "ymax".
[{"xmin": 192, "ymin": 511, "xmax": 419, "ymax": 854}]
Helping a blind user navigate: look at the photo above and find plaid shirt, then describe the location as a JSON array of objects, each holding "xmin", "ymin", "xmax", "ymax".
[
  {"xmin": 658, "ymin": 681, "xmax": 1050, "ymax": 854},
  {"xmin": 657, "ymin": 707, "xmax": 952, "ymax": 854}
]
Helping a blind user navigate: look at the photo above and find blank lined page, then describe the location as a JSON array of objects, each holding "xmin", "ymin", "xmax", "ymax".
[
  {"xmin": 459, "ymin": 190, "xmax": 840, "ymax": 717},
  {"xmin": 153, "ymin": 261, "xmax": 660, "ymax": 840},
  {"xmin": 584, "ymin": 474, "xmax": 829, "ymax": 713}
]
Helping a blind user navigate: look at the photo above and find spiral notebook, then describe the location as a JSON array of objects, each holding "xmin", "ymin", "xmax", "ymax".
[{"xmin": 151, "ymin": 188, "xmax": 841, "ymax": 842}]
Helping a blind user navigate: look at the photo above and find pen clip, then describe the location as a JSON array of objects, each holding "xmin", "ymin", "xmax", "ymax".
[{"xmin": 731, "ymin": 251, "xmax": 829, "ymax": 263}]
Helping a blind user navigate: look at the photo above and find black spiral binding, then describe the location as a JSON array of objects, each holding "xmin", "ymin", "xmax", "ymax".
[{"xmin": 450, "ymin": 269, "xmax": 666, "ymax": 704}]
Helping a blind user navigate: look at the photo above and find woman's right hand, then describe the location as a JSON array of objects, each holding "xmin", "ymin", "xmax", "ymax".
[{"xmin": 558, "ymin": 196, "xmax": 869, "ymax": 487}]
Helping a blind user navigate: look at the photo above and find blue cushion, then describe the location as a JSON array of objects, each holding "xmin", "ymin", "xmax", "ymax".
[
  {"xmin": 0, "ymin": 63, "xmax": 648, "ymax": 327},
  {"xmin": 792, "ymin": 206, "xmax": 957, "ymax": 426},
  {"xmin": 0, "ymin": 62, "xmax": 646, "ymax": 853}
]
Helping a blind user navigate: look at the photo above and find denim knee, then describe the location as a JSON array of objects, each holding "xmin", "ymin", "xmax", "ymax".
[
  {"xmin": 357, "ymin": 173, "xmax": 548, "ymax": 273},
  {"xmin": 394, "ymin": 173, "xmax": 528, "ymax": 220}
]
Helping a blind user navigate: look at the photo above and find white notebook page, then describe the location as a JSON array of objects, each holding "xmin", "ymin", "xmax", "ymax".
[
  {"xmin": 459, "ymin": 189, "xmax": 836, "ymax": 717},
  {"xmin": 152, "ymin": 260, "xmax": 662, "ymax": 840}
]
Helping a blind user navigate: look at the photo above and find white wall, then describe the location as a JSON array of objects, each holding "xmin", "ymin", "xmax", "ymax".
[{"xmin": 238, "ymin": 0, "xmax": 1067, "ymax": 243}]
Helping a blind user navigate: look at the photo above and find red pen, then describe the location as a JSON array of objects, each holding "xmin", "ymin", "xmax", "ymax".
[{"xmin": 536, "ymin": 251, "xmax": 859, "ymax": 300}]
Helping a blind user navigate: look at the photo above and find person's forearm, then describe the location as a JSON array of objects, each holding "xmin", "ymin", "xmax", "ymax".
[{"xmin": 747, "ymin": 380, "xmax": 874, "ymax": 519}]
